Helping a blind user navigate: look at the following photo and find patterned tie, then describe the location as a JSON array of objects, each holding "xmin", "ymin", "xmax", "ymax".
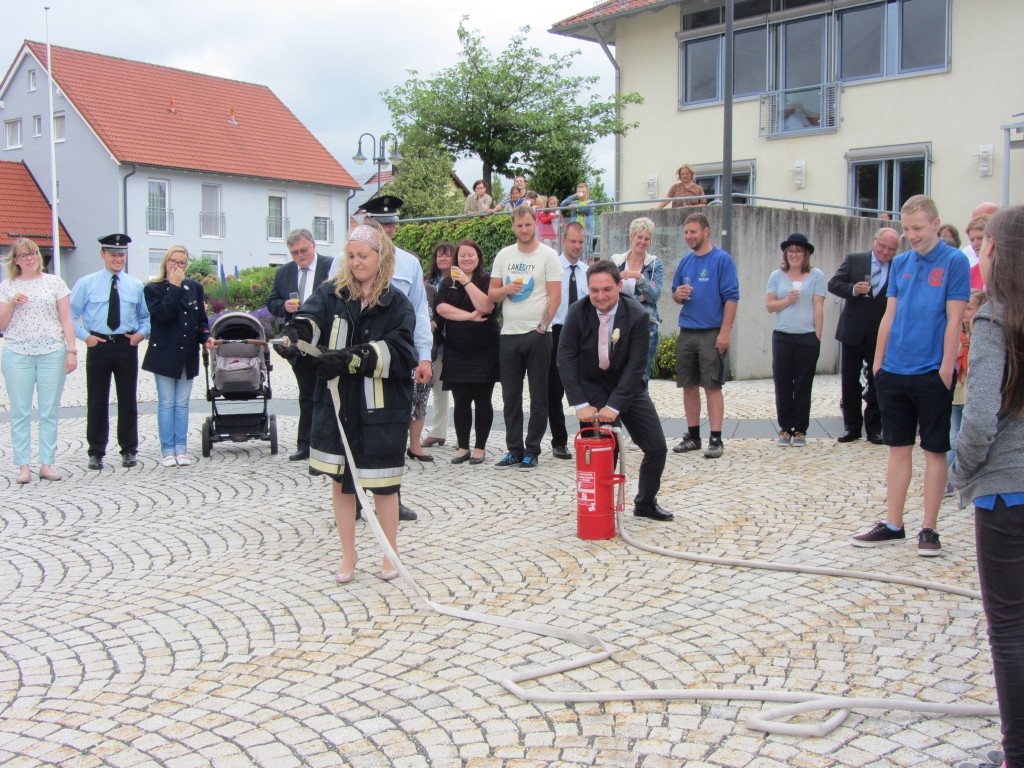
[
  {"xmin": 871, "ymin": 263, "xmax": 883, "ymax": 296},
  {"xmin": 106, "ymin": 274, "xmax": 120, "ymax": 332},
  {"xmin": 598, "ymin": 312, "xmax": 611, "ymax": 370},
  {"xmin": 568, "ymin": 264, "xmax": 578, "ymax": 305},
  {"xmin": 297, "ymin": 268, "xmax": 309, "ymax": 303}
]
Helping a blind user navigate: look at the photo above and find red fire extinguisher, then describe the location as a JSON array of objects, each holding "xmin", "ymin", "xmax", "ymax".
[{"xmin": 575, "ymin": 426, "xmax": 626, "ymax": 540}]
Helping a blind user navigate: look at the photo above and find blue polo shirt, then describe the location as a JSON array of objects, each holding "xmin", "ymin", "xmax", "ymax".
[{"xmin": 881, "ymin": 241, "xmax": 970, "ymax": 375}]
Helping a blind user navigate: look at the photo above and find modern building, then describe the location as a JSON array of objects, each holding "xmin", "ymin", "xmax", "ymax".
[
  {"xmin": 0, "ymin": 41, "xmax": 360, "ymax": 284},
  {"xmin": 551, "ymin": 0, "xmax": 1024, "ymax": 220}
]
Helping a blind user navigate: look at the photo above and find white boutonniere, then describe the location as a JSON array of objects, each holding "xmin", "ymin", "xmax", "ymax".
[{"xmin": 611, "ymin": 327, "xmax": 621, "ymax": 347}]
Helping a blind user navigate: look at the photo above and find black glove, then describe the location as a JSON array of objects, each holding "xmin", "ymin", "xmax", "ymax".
[
  {"xmin": 316, "ymin": 349, "xmax": 350, "ymax": 380},
  {"xmin": 272, "ymin": 327, "xmax": 300, "ymax": 360}
]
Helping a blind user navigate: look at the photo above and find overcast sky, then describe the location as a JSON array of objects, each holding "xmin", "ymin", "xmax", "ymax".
[{"xmin": 2, "ymin": 0, "xmax": 617, "ymax": 193}]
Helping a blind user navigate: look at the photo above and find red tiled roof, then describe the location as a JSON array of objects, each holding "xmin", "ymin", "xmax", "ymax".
[
  {"xmin": 550, "ymin": 0, "xmax": 678, "ymax": 41},
  {"xmin": 22, "ymin": 41, "xmax": 359, "ymax": 189},
  {"xmin": 0, "ymin": 160, "xmax": 74, "ymax": 248}
]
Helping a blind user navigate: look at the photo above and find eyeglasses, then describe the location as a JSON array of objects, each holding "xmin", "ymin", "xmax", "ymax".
[
  {"xmin": 290, "ymin": 246, "xmax": 312, "ymax": 257},
  {"xmin": 167, "ymin": 259, "xmax": 188, "ymax": 267}
]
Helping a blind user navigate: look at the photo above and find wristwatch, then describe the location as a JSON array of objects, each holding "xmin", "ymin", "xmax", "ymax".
[{"xmin": 536, "ymin": 323, "xmax": 548, "ymax": 332}]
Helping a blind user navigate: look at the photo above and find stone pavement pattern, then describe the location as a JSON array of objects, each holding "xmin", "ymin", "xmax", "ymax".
[{"xmin": 0, "ymin": 340, "xmax": 1000, "ymax": 767}]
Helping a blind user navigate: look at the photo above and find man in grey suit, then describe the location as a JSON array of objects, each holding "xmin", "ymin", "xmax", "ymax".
[
  {"xmin": 827, "ymin": 227, "xmax": 900, "ymax": 444},
  {"xmin": 267, "ymin": 228, "xmax": 334, "ymax": 460},
  {"xmin": 558, "ymin": 260, "xmax": 672, "ymax": 521}
]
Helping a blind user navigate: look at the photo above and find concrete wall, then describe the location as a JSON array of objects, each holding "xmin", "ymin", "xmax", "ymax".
[{"xmin": 599, "ymin": 205, "xmax": 893, "ymax": 380}]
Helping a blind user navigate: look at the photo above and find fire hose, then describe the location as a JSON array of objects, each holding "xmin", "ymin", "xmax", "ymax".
[{"xmin": 303, "ymin": 339, "xmax": 996, "ymax": 738}]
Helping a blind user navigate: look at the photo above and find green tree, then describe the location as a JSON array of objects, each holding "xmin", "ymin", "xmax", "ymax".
[
  {"xmin": 382, "ymin": 126, "xmax": 464, "ymax": 219},
  {"xmin": 383, "ymin": 18, "xmax": 642, "ymax": 192}
]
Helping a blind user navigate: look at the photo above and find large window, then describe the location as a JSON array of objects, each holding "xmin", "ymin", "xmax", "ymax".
[
  {"xmin": 680, "ymin": 0, "xmax": 949, "ymax": 108},
  {"xmin": 848, "ymin": 144, "xmax": 929, "ymax": 216},
  {"xmin": 692, "ymin": 160, "xmax": 756, "ymax": 205},
  {"xmin": 267, "ymin": 192, "xmax": 286, "ymax": 240},
  {"xmin": 201, "ymin": 184, "xmax": 224, "ymax": 238},
  {"xmin": 5, "ymin": 119, "xmax": 22, "ymax": 149},
  {"xmin": 147, "ymin": 179, "xmax": 171, "ymax": 234}
]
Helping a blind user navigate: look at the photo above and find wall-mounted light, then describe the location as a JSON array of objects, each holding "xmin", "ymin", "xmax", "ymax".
[
  {"xmin": 647, "ymin": 173, "xmax": 658, "ymax": 199},
  {"xmin": 792, "ymin": 160, "xmax": 806, "ymax": 189},
  {"xmin": 977, "ymin": 144, "xmax": 993, "ymax": 176}
]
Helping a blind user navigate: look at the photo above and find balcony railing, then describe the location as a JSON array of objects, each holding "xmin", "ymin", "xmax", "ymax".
[
  {"xmin": 146, "ymin": 207, "xmax": 174, "ymax": 234},
  {"xmin": 267, "ymin": 216, "xmax": 289, "ymax": 240},
  {"xmin": 200, "ymin": 211, "xmax": 226, "ymax": 238},
  {"xmin": 312, "ymin": 217, "xmax": 334, "ymax": 244},
  {"xmin": 759, "ymin": 83, "xmax": 840, "ymax": 137}
]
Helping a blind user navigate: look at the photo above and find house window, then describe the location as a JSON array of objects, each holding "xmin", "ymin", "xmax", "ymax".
[
  {"xmin": 683, "ymin": 36, "xmax": 721, "ymax": 104},
  {"xmin": 148, "ymin": 248, "xmax": 166, "ymax": 278},
  {"xmin": 53, "ymin": 112, "xmax": 65, "ymax": 142},
  {"xmin": 27, "ymin": 69, "xmax": 36, "ymax": 91},
  {"xmin": 313, "ymin": 194, "xmax": 332, "ymax": 243},
  {"xmin": 32, "ymin": 115, "xmax": 42, "ymax": 137},
  {"xmin": 847, "ymin": 143, "xmax": 930, "ymax": 217},
  {"xmin": 734, "ymin": 27, "xmax": 767, "ymax": 97},
  {"xmin": 839, "ymin": 0, "xmax": 949, "ymax": 82},
  {"xmin": 267, "ymin": 192, "xmax": 286, "ymax": 240},
  {"xmin": 201, "ymin": 184, "xmax": 225, "ymax": 238},
  {"xmin": 692, "ymin": 160, "xmax": 756, "ymax": 206},
  {"xmin": 202, "ymin": 251, "xmax": 224, "ymax": 280},
  {"xmin": 147, "ymin": 179, "xmax": 172, "ymax": 234},
  {"xmin": 5, "ymin": 119, "xmax": 22, "ymax": 149}
]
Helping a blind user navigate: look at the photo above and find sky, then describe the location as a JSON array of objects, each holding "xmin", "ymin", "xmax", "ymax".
[{"xmin": 1, "ymin": 0, "xmax": 618, "ymax": 193}]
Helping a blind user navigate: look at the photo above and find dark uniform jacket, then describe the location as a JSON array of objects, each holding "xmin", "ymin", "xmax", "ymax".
[{"xmin": 141, "ymin": 278, "xmax": 211, "ymax": 379}]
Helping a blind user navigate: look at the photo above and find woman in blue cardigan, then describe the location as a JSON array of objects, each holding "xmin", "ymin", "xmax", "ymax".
[{"xmin": 142, "ymin": 246, "xmax": 213, "ymax": 466}]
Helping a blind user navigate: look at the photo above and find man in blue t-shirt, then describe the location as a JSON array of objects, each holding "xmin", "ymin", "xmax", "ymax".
[
  {"xmin": 669, "ymin": 212, "xmax": 740, "ymax": 459},
  {"xmin": 851, "ymin": 195, "xmax": 970, "ymax": 557}
]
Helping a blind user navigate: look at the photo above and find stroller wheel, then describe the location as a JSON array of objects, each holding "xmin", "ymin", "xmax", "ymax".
[
  {"xmin": 269, "ymin": 415, "xmax": 279, "ymax": 455},
  {"xmin": 201, "ymin": 419, "xmax": 212, "ymax": 458}
]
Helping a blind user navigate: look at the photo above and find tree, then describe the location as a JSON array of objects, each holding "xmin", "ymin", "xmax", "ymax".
[
  {"xmin": 381, "ymin": 126, "xmax": 464, "ymax": 220},
  {"xmin": 383, "ymin": 18, "xmax": 642, "ymax": 192}
]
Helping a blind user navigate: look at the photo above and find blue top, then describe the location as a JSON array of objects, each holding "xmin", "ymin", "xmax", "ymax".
[
  {"xmin": 560, "ymin": 194, "xmax": 596, "ymax": 239},
  {"xmin": 882, "ymin": 241, "xmax": 970, "ymax": 375},
  {"xmin": 974, "ymin": 493, "xmax": 1024, "ymax": 510},
  {"xmin": 670, "ymin": 246, "xmax": 740, "ymax": 330},
  {"xmin": 70, "ymin": 268, "xmax": 151, "ymax": 341},
  {"xmin": 766, "ymin": 268, "xmax": 826, "ymax": 334},
  {"xmin": 390, "ymin": 247, "xmax": 434, "ymax": 362}
]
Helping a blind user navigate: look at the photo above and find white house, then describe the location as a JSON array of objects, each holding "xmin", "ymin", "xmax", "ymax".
[
  {"xmin": 0, "ymin": 41, "xmax": 360, "ymax": 284},
  {"xmin": 551, "ymin": 0, "xmax": 1024, "ymax": 222}
]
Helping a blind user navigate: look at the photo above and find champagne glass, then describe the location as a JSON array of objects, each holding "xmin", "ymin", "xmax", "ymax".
[{"xmin": 288, "ymin": 292, "xmax": 300, "ymax": 311}]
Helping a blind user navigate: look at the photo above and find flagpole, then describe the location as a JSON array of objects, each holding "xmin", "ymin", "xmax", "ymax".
[{"xmin": 45, "ymin": 6, "xmax": 61, "ymax": 279}]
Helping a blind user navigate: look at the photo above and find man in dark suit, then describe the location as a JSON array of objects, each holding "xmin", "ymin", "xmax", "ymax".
[
  {"xmin": 827, "ymin": 227, "xmax": 900, "ymax": 444},
  {"xmin": 558, "ymin": 260, "xmax": 672, "ymax": 521},
  {"xmin": 267, "ymin": 228, "xmax": 334, "ymax": 460}
]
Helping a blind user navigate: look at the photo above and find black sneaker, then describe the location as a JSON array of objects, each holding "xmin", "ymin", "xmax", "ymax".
[
  {"xmin": 673, "ymin": 437, "xmax": 701, "ymax": 453},
  {"xmin": 851, "ymin": 521, "xmax": 906, "ymax": 547},
  {"xmin": 917, "ymin": 527, "xmax": 942, "ymax": 557},
  {"xmin": 519, "ymin": 455, "xmax": 539, "ymax": 469},
  {"xmin": 703, "ymin": 437, "xmax": 724, "ymax": 459},
  {"xmin": 495, "ymin": 452, "xmax": 521, "ymax": 468}
]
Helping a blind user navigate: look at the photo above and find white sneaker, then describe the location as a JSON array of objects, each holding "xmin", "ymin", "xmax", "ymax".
[
  {"xmin": 175, "ymin": 454, "xmax": 192, "ymax": 466},
  {"xmin": 162, "ymin": 456, "xmax": 177, "ymax": 467}
]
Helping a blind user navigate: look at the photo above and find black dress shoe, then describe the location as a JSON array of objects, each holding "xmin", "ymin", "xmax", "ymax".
[
  {"xmin": 836, "ymin": 431, "xmax": 861, "ymax": 443},
  {"xmin": 398, "ymin": 504, "xmax": 418, "ymax": 521},
  {"xmin": 289, "ymin": 449, "xmax": 310, "ymax": 461},
  {"xmin": 633, "ymin": 505, "xmax": 674, "ymax": 521},
  {"xmin": 552, "ymin": 445, "xmax": 572, "ymax": 460},
  {"xmin": 121, "ymin": 453, "xmax": 138, "ymax": 468},
  {"xmin": 451, "ymin": 452, "xmax": 471, "ymax": 465},
  {"xmin": 88, "ymin": 456, "xmax": 104, "ymax": 470},
  {"xmin": 406, "ymin": 448, "xmax": 434, "ymax": 462},
  {"xmin": 867, "ymin": 432, "xmax": 885, "ymax": 445}
]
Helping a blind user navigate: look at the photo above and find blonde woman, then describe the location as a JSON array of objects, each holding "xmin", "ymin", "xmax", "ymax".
[
  {"xmin": 141, "ymin": 246, "xmax": 213, "ymax": 467},
  {"xmin": 278, "ymin": 224, "xmax": 416, "ymax": 584},
  {"xmin": 612, "ymin": 217, "xmax": 664, "ymax": 380},
  {"xmin": 0, "ymin": 238, "xmax": 77, "ymax": 483}
]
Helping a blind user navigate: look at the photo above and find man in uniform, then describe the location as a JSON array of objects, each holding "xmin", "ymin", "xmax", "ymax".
[
  {"xmin": 70, "ymin": 233, "xmax": 150, "ymax": 469},
  {"xmin": 266, "ymin": 228, "xmax": 334, "ymax": 461}
]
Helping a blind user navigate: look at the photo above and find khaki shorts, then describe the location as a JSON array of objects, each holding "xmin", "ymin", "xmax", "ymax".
[{"xmin": 675, "ymin": 328, "xmax": 727, "ymax": 389}]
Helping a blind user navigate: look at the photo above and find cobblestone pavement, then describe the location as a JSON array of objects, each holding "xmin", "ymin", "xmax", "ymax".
[{"xmin": 0, "ymin": 340, "xmax": 999, "ymax": 767}]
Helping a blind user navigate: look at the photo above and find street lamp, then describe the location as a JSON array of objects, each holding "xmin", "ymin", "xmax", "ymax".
[{"xmin": 352, "ymin": 132, "xmax": 403, "ymax": 195}]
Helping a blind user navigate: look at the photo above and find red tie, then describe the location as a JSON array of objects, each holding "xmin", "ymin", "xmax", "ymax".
[{"xmin": 598, "ymin": 312, "xmax": 611, "ymax": 370}]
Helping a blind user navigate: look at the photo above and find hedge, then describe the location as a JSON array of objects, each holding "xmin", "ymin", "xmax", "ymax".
[{"xmin": 392, "ymin": 214, "xmax": 519, "ymax": 268}]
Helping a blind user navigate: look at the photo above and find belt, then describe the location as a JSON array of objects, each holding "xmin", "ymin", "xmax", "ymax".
[{"xmin": 88, "ymin": 331, "xmax": 136, "ymax": 342}]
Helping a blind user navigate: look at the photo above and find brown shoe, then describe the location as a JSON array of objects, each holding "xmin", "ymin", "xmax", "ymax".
[{"xmin": 421, "ymin": 437, "xmax": 446, "ymax": 447}]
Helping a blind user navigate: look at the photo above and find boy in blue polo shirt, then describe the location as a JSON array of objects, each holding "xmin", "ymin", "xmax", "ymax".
[{"xmin": 851, "ymin": 195, "xmax": 970, "ymax": 556}]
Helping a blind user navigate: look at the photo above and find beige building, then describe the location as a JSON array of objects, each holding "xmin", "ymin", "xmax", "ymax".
[{"xmin": 552, "ymin": 0, "xmax": 1024, "ymax": 222}]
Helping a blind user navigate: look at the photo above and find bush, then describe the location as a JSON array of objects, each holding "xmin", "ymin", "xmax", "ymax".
[
  {"xmin": 651, "ymin": 332, "xmax": 677, "ymax": 380},
  {"xmin": 393, "ymin": 215, "xmax": 518, "ymax": 270},
  {"xmin": 203, "ymin": 266, "xmax": 278, "ymax": 313},
  {"xmin": 187, "ymin": 256, "xmax": 218, "ymax": 280}
]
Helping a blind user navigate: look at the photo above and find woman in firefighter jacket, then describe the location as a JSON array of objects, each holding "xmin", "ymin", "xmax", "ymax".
[{"xmin": 276, "ymin": 223, "xmax": 416, "ymax": 584}]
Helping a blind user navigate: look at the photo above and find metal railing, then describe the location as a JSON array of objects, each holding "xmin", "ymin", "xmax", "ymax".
[
  {"xmin": 145, "ymin": 207, "xmax": 174, "ymax": 235},
  {"xmin": 313, "ymin": 217, "xmax": 334, "ymax": 244},
  {"xmin": 200, "ymin": 211, "xmax": 226, "ymax": 238},
  {"xmin": 266, "ymin": 216, "xmax": 289, "ymax": 240}
]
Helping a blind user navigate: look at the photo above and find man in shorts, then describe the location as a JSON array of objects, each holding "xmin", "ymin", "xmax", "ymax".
[
  {"xmin": 851, "ymin": 194, "xmax": 970, "ymax": 556},
  {"xmin": 669, "ymin": 213, "xmax": 739, "ymax": 459}
]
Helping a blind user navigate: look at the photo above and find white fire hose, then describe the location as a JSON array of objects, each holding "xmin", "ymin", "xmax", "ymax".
[{"xmin": 306, "ymin": 340, "xmax": 995, "ymax": 738}]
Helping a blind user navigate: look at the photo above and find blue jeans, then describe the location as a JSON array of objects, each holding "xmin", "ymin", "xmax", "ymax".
[
  {"xmin": 947, "ymin": 403, "xmax": 963, "ymax": 467},
  {"xmin": 154, "ymin": 373, "xmax": 194, "ymax": 455},
  {"xmin": 1, "ymin": 347, "xmax": 67, "ymax": 466},
  {"xmin": 645, "ymin": 322, "xmax": 660, "ymax": 382}
]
